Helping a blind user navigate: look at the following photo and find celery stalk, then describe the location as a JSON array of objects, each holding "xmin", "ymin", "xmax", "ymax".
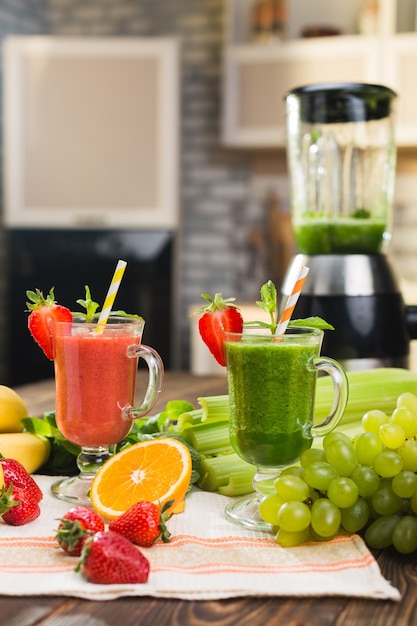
[
  {"xmin": 176, "ymin": 408, "xmax": 203, "ymax": 431},
  {"xmin": 198, "ymin": 395, "xmax": 230, "ymax": 422},
  {"xmin": 198, "ymin": 452, "xmax": 255, "ymax": 493},
  {"xmin": 218, "ymin": 471, "xmax": 256, "ymax": 496},
  {"xmin": 172, "ymin": 396, "xmax": 229, "ymax": 436},
  {"xmin": 314, "ymin": 368, "xmax": 417, "ymax": 425},
  {"xmin": 187, "ymin": 421, "xmax": 232, "ymax": 456}
]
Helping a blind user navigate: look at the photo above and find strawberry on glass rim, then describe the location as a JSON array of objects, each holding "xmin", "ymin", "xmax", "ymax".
[
  {"xmin": 197, "ymin": 292, "xmax": 244, "ymax": 366},
  {"xmin": 26, "ymin": 288, "xmax": 72, "ymax": 360}
]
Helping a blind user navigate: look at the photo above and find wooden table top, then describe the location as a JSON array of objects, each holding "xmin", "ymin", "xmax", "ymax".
[{"xmin": 4, "ymin": 371, "xmax": 417, "ymax": 626}]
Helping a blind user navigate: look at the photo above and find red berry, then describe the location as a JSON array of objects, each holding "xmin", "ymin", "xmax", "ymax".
[
  {"xmin": 0, "ymin": 457, "xmax": 43, "ymax": 526},
  {"xmin": 0, "ymin": 485, "xmax": 41, "ymax": 526},
  {"xmin": 26, "ymin": 288, "xmax": 72, "ymax": 360},
  {"xmin": 0, "ymin": 457, "xmax": 43, "ymax": 503},
  {"xmin": 55, "ymin": 506, "xmax": 105, "ymax": 556},
  {"xmin": 109, "ymin": 500, "xmax": 172, "ymax": 547},
  {"xmin": 197, "ymin": 293, "xmax": 243, "ymax": 366},
  {"xmin": 77, "ymin": 531, "xmax": 150, "ymax": 584}
]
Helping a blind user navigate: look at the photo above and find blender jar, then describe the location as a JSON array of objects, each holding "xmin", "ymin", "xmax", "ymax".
[{"xmin": 285, "ymin": 83, "xmax": 397, "ymax": 254}]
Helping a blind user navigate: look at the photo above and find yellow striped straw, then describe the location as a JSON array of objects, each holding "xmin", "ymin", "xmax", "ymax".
[
  {"xmin": 276, "ymin": 264, "xmax": 310, "ymax": 335},
  {"xmin": 96, "ymin": 259, "xmax": 127, "ymax": 330}
]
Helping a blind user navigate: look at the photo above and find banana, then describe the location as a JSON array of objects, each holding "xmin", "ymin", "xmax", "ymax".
[
  {"xmin": 0, "ymin": 386, "xmax": 28, "ymax": 433},
  {"xmin": 0, "ymin": 433, "xmax": 51, "ymax": 474}
]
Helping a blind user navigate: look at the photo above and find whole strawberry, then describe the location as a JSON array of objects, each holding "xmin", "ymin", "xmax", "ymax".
[
  {"xmin": 0, "ymin": 484, "xmax": 41, "ymax": 526},
  {"xmin": 198, "ymin": 293, "xmax": 243, "ymax": 366},
  {"xmin": 0, "ymin": 456, "xmax": 43, "ymax": 503},
  {"xmin": 55, "ymin": 506, "xmax": 105, "ymax": 556},
  {"xmin": 76, "ymin": 531, "xmax": 150, "ymax": 584},
  {"xmin": 0, "ymin": 456, "xmax": 43, "ymax": 526},
  {"xmin": 109, "ymin": 500, "xmax": 172, "ymax": 547},
  {"xmin": 26, "ymin": 288, "xmax": 72, "ymax": 360}
]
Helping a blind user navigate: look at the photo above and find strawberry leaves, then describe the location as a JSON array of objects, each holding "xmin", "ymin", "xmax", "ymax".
[
  {"xmin": 26, "ymin": 287, "xmax": 58, "ymax": 310},
  {"xmin": 198, "ymin": 292, "xmax": 240, "ymax": 313}
]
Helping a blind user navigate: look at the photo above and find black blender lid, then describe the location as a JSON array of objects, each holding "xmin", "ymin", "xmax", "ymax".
[{"xmin": 285, "ymin": 82, "xmax": 397, "ymax": 123}]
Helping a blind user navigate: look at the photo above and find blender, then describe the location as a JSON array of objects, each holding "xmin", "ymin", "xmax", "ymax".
[{"xmin": 281, "ymin": 82, "xmax": 417, "ymax": 371}]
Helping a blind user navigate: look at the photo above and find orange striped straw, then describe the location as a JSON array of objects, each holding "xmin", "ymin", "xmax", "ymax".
[
  {"xmin": 96, "ymin": 259, "xmax": 127, "ymax": 331},
  {"xmin": 276, "ymin": 264, "xmax": 310, "ymax": 335}
]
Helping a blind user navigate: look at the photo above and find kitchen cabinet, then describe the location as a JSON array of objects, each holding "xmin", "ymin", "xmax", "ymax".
[
  {"xmin": 221, "ymin": 0, "xmax": 417, "ymax": 148},
  {"xmin": 3, "ymin": 36, "xmax": 180, "ymax": 229}
]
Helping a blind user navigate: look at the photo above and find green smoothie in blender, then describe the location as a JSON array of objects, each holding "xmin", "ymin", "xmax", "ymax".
[
  {"xmin": 285, "ymin": 83, "xmax": 396, "ymax": 256},
  {"xmin": 294, "ymin": 214, "xmax": 386, "ymax": 254}
]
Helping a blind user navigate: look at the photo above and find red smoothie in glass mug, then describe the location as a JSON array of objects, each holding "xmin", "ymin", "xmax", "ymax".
[{"xmin": 53, "ymin": 318, "xmax": 142, "ymax": 447}]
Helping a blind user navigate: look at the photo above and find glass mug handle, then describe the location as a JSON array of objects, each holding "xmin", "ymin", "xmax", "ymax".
[
  {"xmin": 126, "ymin": 344, "xmax": 164, "ymax": 419},
  {"xmin": 309, "ymin": 356, "xmax": 348, "ymax": 438}
]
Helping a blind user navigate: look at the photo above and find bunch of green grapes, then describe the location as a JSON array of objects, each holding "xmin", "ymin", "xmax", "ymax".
[{"xmin": 258, "ymin": 391, "xmax": 417, "ymax": 554}]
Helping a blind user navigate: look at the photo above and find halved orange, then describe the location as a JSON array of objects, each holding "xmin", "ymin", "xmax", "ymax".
[{"xmin": 90, "ymin": 438, "xmax": 192, "ymax": 520}]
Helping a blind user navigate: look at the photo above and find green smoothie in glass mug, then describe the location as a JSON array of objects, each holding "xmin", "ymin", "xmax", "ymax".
[{"xmin": 223, "ymin": 325, "xmax": 348, "ymax": 530}]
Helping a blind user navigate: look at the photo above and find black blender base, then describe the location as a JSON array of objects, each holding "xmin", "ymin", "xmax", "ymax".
[
  {"xmin": 293, "ymin": 293, "xmax": 410, "ymax": 371},
  {"xmin": 280, "ymin": 254, "xmax": 412, "ymax": 372}
]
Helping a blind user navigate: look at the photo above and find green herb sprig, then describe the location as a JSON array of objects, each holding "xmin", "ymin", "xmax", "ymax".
[
  {"xmin": 245, "ymin": 280, "xmax": 334, "ymax": 334},
  {"xmin": 73, "ymin": 285, "xmax": 142, "ymax": 323},
  {"xmin": 244, "ymin": 280, "xmax": 279, "ymax": 334}
]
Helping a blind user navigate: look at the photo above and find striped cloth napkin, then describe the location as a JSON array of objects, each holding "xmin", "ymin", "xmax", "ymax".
[{"xmin": 0, "ymin": 475, "xmax": 400, "ymax": 601}]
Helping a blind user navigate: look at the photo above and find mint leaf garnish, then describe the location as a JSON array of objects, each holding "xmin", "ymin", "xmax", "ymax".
[
  {"xmin": 243, "ymin": 280, "xmax": 334, "ymax": 334},
  {"xmin": 73, "ymin": 285, "xmax": 142, "ymax": 322},
  {"xmin": 288, "ymin": 317, "xmax": 335, "ymax": 330},
  {"xmin": 244, "ymin": 280, "xmax": 278, "ymax": 334},
  {"xmin": 74, "ymin": 285, "xmax": 100, "ymax": 322}
]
